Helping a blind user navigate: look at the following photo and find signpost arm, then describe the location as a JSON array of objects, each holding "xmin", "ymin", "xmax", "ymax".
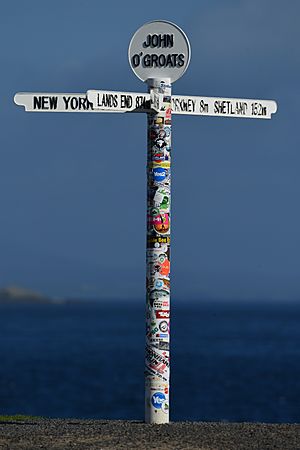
[{"xmin": 145, "ymin": 78, "xmax": 171, "ymax": 424}]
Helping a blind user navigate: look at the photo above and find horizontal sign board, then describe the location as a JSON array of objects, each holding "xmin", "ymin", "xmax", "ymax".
[
  {"xmin": 15, "ymin": 91, "xmax": 277, "ymax": 119},
  {"xmin": 87, "ymin": 90, "xmax": 152, "ymax": 112},
  {"xmin": 88, "ymin": 90, "xmax": 277, "ymax": 119},
  {"xmin": 14, "ymin": 93, "xmax": 106, "ymax": 113},
  {"xmin": 171, "ymin": 95, "xmax": 278, "ymax": 119},
  {"xmin": 14, "ymin": 92, "xmax": 152, "ymax": 113}
]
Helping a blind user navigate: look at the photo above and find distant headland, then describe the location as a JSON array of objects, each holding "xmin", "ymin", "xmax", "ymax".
[{"xmin": 0, "ymin": 285, "xmax": 50, "ymax": 303}]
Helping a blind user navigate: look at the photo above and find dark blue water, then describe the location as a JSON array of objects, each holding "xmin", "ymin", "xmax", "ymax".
[{"xmin": 1, "ymin": 300, "xmax": 300, "ymax": 423}]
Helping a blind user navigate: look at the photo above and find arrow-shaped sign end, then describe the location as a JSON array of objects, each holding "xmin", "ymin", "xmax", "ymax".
[
  {"xmin": 14, "ymin": 93, "xmax": 26, "ymax": 108},
  {"xmin": 270, "ymin": 100, "xmax": 278, "ymax": 117}
]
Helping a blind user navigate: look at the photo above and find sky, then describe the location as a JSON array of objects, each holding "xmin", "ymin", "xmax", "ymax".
[{"xmin": 1, "ymin": 0, "xmax": 299, "ymax": 300}]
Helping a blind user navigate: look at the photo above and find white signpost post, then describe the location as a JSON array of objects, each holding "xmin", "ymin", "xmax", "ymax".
[{"xmin": 14, "ymin": 20, "xmax": 277, "ymax": 425}]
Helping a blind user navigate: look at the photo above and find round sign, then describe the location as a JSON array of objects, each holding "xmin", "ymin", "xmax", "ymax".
[{"xmin": 128, "ymin": 20, "xmax": 191, "ymax": 83}]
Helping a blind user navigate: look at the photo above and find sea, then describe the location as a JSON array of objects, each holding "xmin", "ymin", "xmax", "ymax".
[{"xmin": 1, "ymin": 299, "xmax": 300, "ymax": 423}]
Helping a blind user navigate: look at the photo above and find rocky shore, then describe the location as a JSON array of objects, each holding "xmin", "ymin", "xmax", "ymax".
[{"xmin": 0, "ymin": 419, "xmax": 299, "ymax": 449}]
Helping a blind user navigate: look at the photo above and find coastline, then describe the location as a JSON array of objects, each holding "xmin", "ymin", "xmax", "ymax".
[{"xmin": 0, "ymin": 419, "xmax": 299, "ymax": 449}]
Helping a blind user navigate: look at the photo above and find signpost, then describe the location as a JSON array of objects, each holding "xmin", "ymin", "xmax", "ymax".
[
  {"xmin": 14, "ymin": 19, "xmax": 277, "ymax": 425},
  {"xmin": 15, "ymin": 91, "xmax": 277, "ymax": 119}
]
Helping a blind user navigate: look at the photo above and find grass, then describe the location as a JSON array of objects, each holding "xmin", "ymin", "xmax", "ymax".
[{"xmin": 0, "ymin": 414, "xmax": 41, "ymax": 422}]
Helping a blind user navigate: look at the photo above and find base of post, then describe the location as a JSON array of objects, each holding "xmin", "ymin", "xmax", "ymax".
[{"xmin": 145, "ymin": 380, "xmax": 169, "ymax": 424}]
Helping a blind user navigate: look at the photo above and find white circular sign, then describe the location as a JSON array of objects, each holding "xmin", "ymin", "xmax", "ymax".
[{"xmin": 128, "ymin": 20, "xmax": 191, "ymax": 83}]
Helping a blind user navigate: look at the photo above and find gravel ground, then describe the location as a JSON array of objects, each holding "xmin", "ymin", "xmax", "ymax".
[{"xmin": 0, "ymin": 419, "xmax": 299, "ymax": 450}]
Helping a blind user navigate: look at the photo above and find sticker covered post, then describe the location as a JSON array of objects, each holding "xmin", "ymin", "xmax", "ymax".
[{"xmin": 145, "ymin": 78, "xmax": 172, "ymax": 424}]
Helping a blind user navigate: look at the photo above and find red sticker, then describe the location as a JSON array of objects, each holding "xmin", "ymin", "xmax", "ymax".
[{"xmin": 156, "ymin": 310, "xmax": 170, "ymax": 319}]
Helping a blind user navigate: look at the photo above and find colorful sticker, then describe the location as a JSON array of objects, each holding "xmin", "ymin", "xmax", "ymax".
[
  {"xmin": 156, "ymin": 310, "xmax": 170, "ymax": 319},
  {"xmin": 151, "ymin": 392, "xmax": 166, "ymax": 409},
  {"xmin": 152, "ymin": 167, "xmax": 170, "ymax": 184},
  {"xmin": 147, "ymin": 236, "xmax": 170, "ymax": 247},
  {"xmin": 149, "ymin": 289, "xmax": 169, "ymax": 308},
  {"xmin": 152, "ymin": 298, "xmax": 170, "ymax": 310},
  {"xmin": 148, "ymin": 209, "xmax": 170, "ymax": 235},
  {"xmin": 156, "ymin": 195, "xmax": 169, "ymax": 210}
]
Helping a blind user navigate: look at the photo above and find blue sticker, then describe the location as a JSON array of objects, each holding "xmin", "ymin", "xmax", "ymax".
[
  {"xmin": 151, "ymin": 392, "xmax": 166, "ymax": 409},
  {"xmin": 153, "ymin": 167, "xmax": 167, "ymax": 182},
  {"xmin": 164, "ymin": 127, "xmax": 171, "ymax": 137},
  {"xmin": 154, "ymin": 279, "xmax": 164, "ymax": 289}
]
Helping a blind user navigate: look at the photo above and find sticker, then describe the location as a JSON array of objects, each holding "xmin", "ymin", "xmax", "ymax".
[
  {"xmin": 148, "ymin": 262, "xmax": 162, "ymax": 276},
  {"xmin": 162, "ymin": 402, "xmax": 169, "ymax": 414},
  {"xmin": 149, "ymin": 297, "xmax": 170, "ymax": 310},
  {"xmin": 150, "ymin": 338, "xmax": 169, "ymax": 351},
  {"xmin": 153, "ymin": 187, "xmax": 170, "ymax": 210},
  {"xmin": 152, "ymin": 278, "xmax": 170, "ymax": 291},
  {"xmin": 159, "ymin": 320, "xmax": 169, "ymax": 332},
  {"xmin": 146, "ymin": 346, "xmax": 169, "ymax": 379},
  {"xmin": 151, "ymin": 295, "xmax": 170, "ymax": 310},
  {"xmin": 159, "ymin": 256, "xmax": 170, "ymax": 276},
  {"xmin": 147, "ymin": 258, "xmax": 170, "ymax": 282},
  {"xmin": 147, "ymin": 244, "xmax": 169, "ymax": 255},
  {"xmin": 146, "ymin": 345, "xmax": 169, "ymax": 367},
  {"xmin": 159, "ymin": 81, "xmax": 171, "ymax": 93},
  {"xmin": 149, "ymin": 162, "xmax": 171, "ymax": 170},
  {"xmin": 156, "ymin": 310, "xmax": 170, "ymax": 319},
  {"xmin": 149, "ymin": 290, "xmax": 169, "ymax": 307},
  {"xmin": 159, "ymin": 341, "xmax": 170, "ymax": 351},
  {"xmin": 155, "ymin": 138, "xmax": 167, "ymax": 149},
  {"xmin": 145, "ymin": 366, "xmax": 168, "ymax": 382},
  {"xmin": 164, "ymin": 127, "xmax": 171, "ymax": 139},
  {"xmin": 154, "ymin": 279, "xmax": 163, "ymax": 289},
  {"xmin": 150, "ymin": 326, "xmax": 159, "ymax": 335},
  {"xmin": 156, "ymin": 333, "xmax": 169, "ymax": 338},
  {"xmin": 158, "ymin": 129, "xmax": 167, "ymax": 139},
  {"xmin": 153, "ymin": 213, "xmax": 170, "ymax": 234},
  {"xmin": 148, "ymin": 209, "xmax": 170, "ymax": 235},
  {"xmin": 147, "ymin": 206, "xmax": 159, "ymax": 224},
  {"xmin": 148, "ymin": 255, "xmax": 170, "ymax": 278},
  {"xmin": 147, "ymin": 236, "xmax": 170, "ymax": 246},
  {"xmin": 154, "ymin": 242, "xmax": 168, "ymax": 253},
  {"xmin": 151, "ymin": 392, "xmax": 166, "ymax": 409},
  {"xmin": 152, "ymin": 150, "xmax": 165, "ymax": 163},
  {"xmin": 153, "ymin": 167, "xmax": 168, "ymax": 183},
  {"xmin": 149, "ymin": 337, "xmax": 160, "ymax": 347},
  {"xmin": 165, "ymin": 107, "xmax": 172, "ymax": 119}
]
